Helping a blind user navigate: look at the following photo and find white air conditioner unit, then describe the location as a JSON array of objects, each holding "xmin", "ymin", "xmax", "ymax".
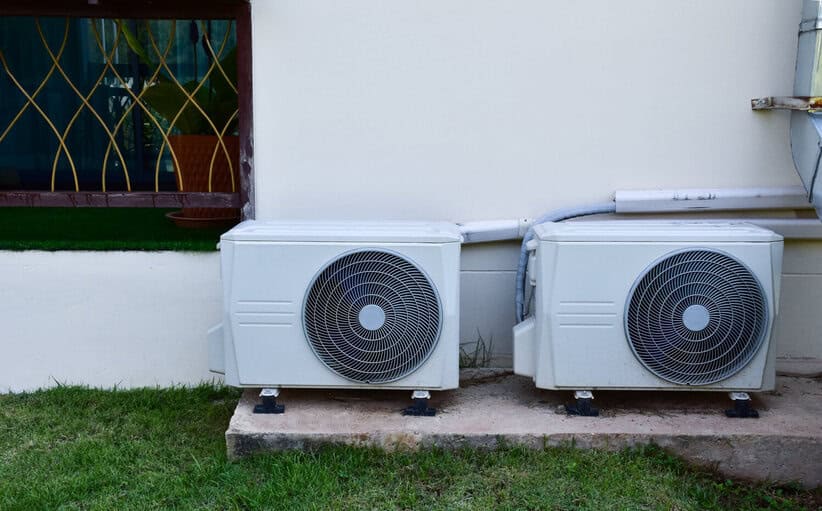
[
  {"xmin": 209, "ymin": 221, "xmax": 461, "ymax": 392},
  {"xmin": 514, "ymin": 222, "xmax": 783, "ymax": 392}
]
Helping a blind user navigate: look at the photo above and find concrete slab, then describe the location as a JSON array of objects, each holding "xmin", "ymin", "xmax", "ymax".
[{"xmin": 227, "ymin": 371, "xmax": 822, "ymax": 488}]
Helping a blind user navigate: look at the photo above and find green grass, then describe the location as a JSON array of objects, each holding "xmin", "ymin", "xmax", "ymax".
[
  {"xmin": 0, "ymin": 208, "xmax": 228, "ymax": 251},
  {"xmin": 0, "ymin": 386, "xmax": 818, "ymax": 510}
]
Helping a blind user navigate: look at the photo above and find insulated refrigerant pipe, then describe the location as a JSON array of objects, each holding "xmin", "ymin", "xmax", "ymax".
[
  {"xmin": 513, "ymin": 203, "xmax": 617, "ymax": 322},
  {"xmin": 613, "ymin": 186, "xmax": 811, "ymax": 213},
  {"xmin": 455, "ymin": 186, "xmax": 821, "ymax": 322},
  {"xmin": 458, "ymin": 186, "xmax": 814, "ymax": 244},
  {"xmin": 458, "ymin": 219, "xmax": 532, "ymax": 243}
]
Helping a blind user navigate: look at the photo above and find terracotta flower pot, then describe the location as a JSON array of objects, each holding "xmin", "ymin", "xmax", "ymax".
[{"xmin": 167, "ymin": 134, "xmax": 240, "ymax": 225}]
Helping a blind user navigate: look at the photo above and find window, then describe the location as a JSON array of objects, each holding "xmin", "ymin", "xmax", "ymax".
[{"xmin": 0, "ymin": 1, "xmax": 252, "ymax": 249}]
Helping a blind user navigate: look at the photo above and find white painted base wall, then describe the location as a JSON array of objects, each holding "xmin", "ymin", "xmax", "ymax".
[
  {"xmin": 1, "ymin": 246, "xmax": 819, "ymax": 392},
  {"xmin": 0, "ymin": 252, "xmax": 222, "ymax": 392}
]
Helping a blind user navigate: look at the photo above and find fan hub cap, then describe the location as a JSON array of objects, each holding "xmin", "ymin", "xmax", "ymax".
[
  {"xmin": 358, "ymin": 304, "xmax": 386, "ymax": 331},
  {"xmin": 682, "ymin": 304, "xmax": 711, "ymax": 332}
]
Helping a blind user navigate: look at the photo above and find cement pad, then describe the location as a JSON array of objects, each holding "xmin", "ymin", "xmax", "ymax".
[{"xmin": 227, "ymin": 371, "xmax": 822, "ymax": 488}]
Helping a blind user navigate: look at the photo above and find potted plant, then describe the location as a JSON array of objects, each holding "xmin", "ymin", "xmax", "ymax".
[{"xmin": 121, "ymin": 22, "xmax": 239, "ymax": 225}]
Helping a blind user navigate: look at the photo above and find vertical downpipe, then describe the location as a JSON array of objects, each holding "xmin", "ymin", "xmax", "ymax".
[{"xmin": 791, "ymin": 0, "xmax": 822, "ymax": 218}]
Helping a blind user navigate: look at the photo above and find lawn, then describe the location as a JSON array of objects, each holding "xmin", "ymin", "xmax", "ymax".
[
  {"xmin": 0, "ymin": 208, "xmax": 229, "ymax": 251},
  {"xmin": 0, "ymin": 386, "xmax": 818, "ymax": 510}
]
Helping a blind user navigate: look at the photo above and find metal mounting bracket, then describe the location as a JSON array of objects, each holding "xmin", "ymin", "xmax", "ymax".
[{"xmin": 751, "ymin": 96, "xmax": 822, "ymax": 112}]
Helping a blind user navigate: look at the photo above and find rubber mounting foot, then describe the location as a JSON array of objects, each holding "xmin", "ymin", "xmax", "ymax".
[
  {"xmin": 725, "ymin": 400, "xmax": 759, "ymax": 419},
  {"xmin": 402, "ymin": 398, "xmax": 436, "ymax": 417},
  {"xmin": 253, "ymin": 394, "xmax": 285, "ymax": 414},
  {"xmin": 566, "ymin": 398, "xmax": 599, "ymax": 417}
]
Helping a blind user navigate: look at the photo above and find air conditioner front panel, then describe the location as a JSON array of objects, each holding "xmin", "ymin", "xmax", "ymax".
[
  {"xmin": 625, "ymin": 249, "xmax": 768, "ymax": 386},
  {"xmin": 221, "ymin": 235, "xmax": 460, "ymax": 390},
  {"xmin": 527, "ymin": 227, "xmax": 781, "ymax": 391},
  {"xmin": 303, "ymin": 248, "xmax": 442, "ymax": 384}
]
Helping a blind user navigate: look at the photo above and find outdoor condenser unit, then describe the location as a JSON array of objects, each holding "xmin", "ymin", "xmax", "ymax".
[
  {"xmin": 513, "ymin": 222, "xmax": 783, "ymax": 392},
  {"xmin": 209, "ymin": 221, "xmax": 461, "ymax": 393}
]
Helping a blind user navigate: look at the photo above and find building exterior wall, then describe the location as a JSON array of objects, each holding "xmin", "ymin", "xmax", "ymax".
[
  {"xmin": 246, "ymin": 0, "xmax": 820, "ymax": 375},
  {"xmin": 3, "ymin": 0, "xmax": 821, "ymax": 392},
  {"xmin": 250, "ymin": 0, "xmax": 801, "ymax": 222}
]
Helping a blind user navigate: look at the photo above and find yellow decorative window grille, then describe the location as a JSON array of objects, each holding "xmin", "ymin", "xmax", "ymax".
[{"xmin": 0, "ymin": 16, "xmax": 239, "ymax": 197}]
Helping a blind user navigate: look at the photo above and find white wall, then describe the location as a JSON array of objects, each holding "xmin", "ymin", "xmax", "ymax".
[
  {"xmin": 248, "ymin": 0, "xmax": 820, "ymax": 375},
  {"xmin": 0, "ymin": 252, "xmax": 221, "ymax": 392},
  {"xmin": 5, "ymin": 1, "xmax": 821, "ymax": 392},
  {"xmin": 251, "ymin": 0, "xmax": 801, "ymax": 221}
]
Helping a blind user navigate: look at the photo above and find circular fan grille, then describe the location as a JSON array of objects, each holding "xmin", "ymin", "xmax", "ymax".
[
  {"xmin": 625, "ymin": 249, "xmax": 768, "ymax": 385},
  {"xmin": 303, "ymin": 250, "xmax": 441, "ymax": 384}
]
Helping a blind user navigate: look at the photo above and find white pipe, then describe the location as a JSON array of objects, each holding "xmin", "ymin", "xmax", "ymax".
[
  {"xmin": 456, "ymin": 186, "xmax": 822, "ymax": 329},
  {"xmin": 459, "ymin": 217, "xmax": 822, "ymax": 242},
  {"xmin": 458, "ymin": 219, "xmax": 532, "ymax": 244},
  {"xmin": 614, "ymin": 186, "xmax": 811, "ymax": 213},
  {"xmin": 457, "ymin": 187, "xmax": 820, "ymax": 245}
]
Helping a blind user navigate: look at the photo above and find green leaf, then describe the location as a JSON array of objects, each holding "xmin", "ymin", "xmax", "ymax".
[
  {"xmin": 142, "ymin": 82, "xmax": 207, "ymax": 134},
  {"xmin": 117, "ymin": 20, "xmax": 173, "ymax": 84},
  {"xmin": 114, "ymin": 23, "xmax": 238, "ymax": 135},
  {"xmin": 118, "ymin": 22, "xmax": 150, "ymax": 69}
]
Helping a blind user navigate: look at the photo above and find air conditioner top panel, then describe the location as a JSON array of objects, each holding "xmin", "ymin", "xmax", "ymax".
[
  {"xmin": 534, "ymin": 221, "xmax": 783, "ymax": 243},
  {"xmin": 221, "ymin": 220, "xmax": 463, "ymax": 243}
]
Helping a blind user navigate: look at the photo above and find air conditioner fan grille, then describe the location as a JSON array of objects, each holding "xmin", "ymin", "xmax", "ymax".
[
  {"xmin": 625, "ymin": 249, "xmax": 767, "ymax": 385},
  {"xmin": 304, "ymin": 250, "xmax": 441, "ymax": 384}
]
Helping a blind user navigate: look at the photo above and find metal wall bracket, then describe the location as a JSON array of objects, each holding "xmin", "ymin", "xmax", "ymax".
[
  {"xmin": 751, "ymin": 96, "xmax": 822, "ymax": 207},
  {"xmin": 751, "ymin": 96, "xmax": 822, "ymax": 112}
]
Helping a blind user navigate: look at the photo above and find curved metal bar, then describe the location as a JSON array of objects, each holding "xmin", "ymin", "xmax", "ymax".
[
  {"xmin": 199, "ymin": 20, "xmax": 238, "ymax": 94},
  {"xmin": 146, "ymin": 20, "xmax": 234, "ymax": 192},
  {"xmin": 208, "ymin": 109, "xmax": 239, "ymax": 191},
  {"xmin": 201, "ymin": 20, "xmax": 238, "ymax": 191},
  {"xmin": 90, "ymin": 20, "xmax": 182, "ymax": 193},
  {"xmin": 37, "ymin": 19, "xmax": 131, "ymax": 192},
  {"xmin": 0, "ymin": 18, "xmax": 69, "ymax": 146},
  {"xmin": 0, "ymin": 45, "xmax": 79, "ymax": 190},
  {"xmin": 200, "ymin": 20, "xmax": 239, "ymax": 192},
  {"xmin": 102, "ymin": 20, "xmax": 176, "ymax": 192}
]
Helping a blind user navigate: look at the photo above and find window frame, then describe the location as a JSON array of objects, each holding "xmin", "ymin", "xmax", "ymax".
[{"xmin": 0, "ymin": 0, "xmax": 254, "ymax": 218}]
